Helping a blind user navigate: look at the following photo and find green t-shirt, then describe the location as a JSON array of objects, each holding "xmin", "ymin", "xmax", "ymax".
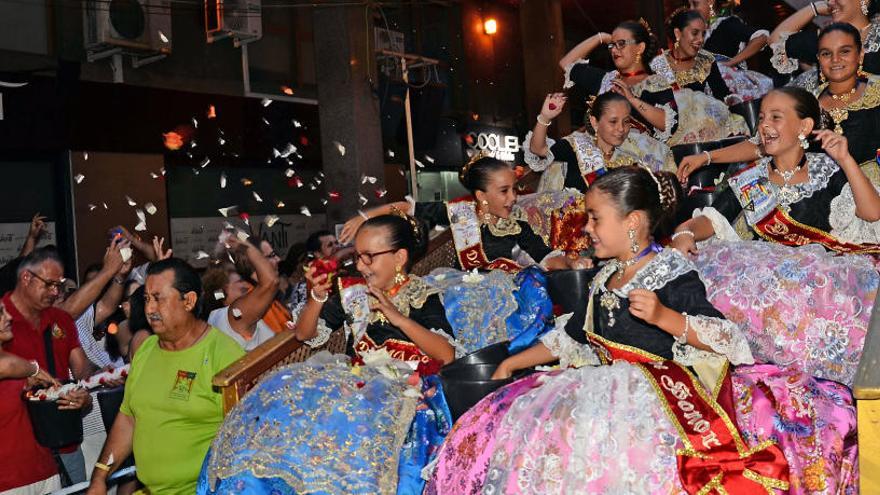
[{"xmin": 120, "ymin": 328, "xmax": 244, "ymax": 495}]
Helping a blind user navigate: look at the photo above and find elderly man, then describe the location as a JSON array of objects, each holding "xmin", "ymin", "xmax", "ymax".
[
  {"xmin": 86, "ymin": 258, "xmax": 244, "ymax": 495},
  {"xmin": 1, "ymin": 246, "xmax": 96, "ymax": 490}
]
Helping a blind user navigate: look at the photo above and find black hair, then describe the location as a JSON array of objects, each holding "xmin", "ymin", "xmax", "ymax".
[
  {"xmin": 590, "ymin": 166, "xmax": 683, "ymax": 236},
  {"xmin": 145, "ymin": 258, "xmax": 203, "ymax": 316},
  {"xmin": 586, "ymin": 92, "xmax": 632, "ymax": 131},
  {"xmin": 127, "ymin": 285, "xmax": 150, "ymax": 333},
  {"xmin": 616, "ymin": 20, "xmax": 659, "ymax": 69},
  {"xmin": 668, "ymin": 9, "xmax": 705, "ymax": 41},
  {"xmin": 17, "ymin": 246, "xmax": 64, "ymax": 278},
  {"xmin": 83, "ymin": 263, "xmax": 103, "ymax": 278},
  {"xmin": 459, "ymin": 156, "xmax": 511, "ymax": 193},
  {"xmin": 818, "ymin": 22, "xmax": 863, "ymax": 52},
  {"xmin": 768, "ymin": 87, "xmax": 823, "ymax": 130},
  {"xmin": 357, "ymin": 214, "xmax": 428, "ymax": 271},
  {"xmin": 305, "ymin": 230, "xmax": 334, "ymax": 255}
]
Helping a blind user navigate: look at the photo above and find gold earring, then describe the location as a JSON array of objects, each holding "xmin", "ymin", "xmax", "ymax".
[
  {"xmin": 628, "ymin": 229, "xmax": 639, "ymax": 253},
  {"xmin": 709, "ymin": 4, "xmax": 716, "ymax": 18},
  {"xmin": 674, "ymin": 40, "xmax": 680, "ymax": 52},
  {"xmin": 480, "ymin": 200, "xmax": 492, "ymax": 224},
  {"xmin": 819, "ymin": 71, "xmax": 827, "ymax": 84},
  {"xmin": 861, "ymin": 0, "xmax": 869, "ymax": 15},
  {"xmin": 859, "ymin": 62, "xmax": 867, "ymax": 78},
  {"xmin": 393, "ymin": 265, "xmax": 406, "ymax": 285}
]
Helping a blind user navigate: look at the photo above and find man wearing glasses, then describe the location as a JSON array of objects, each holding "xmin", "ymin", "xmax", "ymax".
[{"xmin": 1, "ymin": 246, "xmax": 95, "ymax": 493}]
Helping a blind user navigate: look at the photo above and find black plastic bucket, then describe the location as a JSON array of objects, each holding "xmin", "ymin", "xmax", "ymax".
[
  {"xmin": 440, "ymin": 363, "xmax": 516, "ymax": 421},
  {"xmin": 671, "ymin": 136, "xmax": 747, "ymax": 165},
  {"xmin": 24, "ymin": 396, "xmax": 84, "ymax": 450},
  {"xmin": 546, "ymin": 268, "xmax": 597, "ymax": 337},
  {"xmin": 730, "ymin": 98, "xmax": 762, "ymax": 135}
]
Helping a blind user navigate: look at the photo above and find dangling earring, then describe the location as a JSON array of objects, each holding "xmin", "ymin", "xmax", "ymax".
[
  {"xmin": 674, "ymin": 40, "xmax": 680, "ymax": 53},
  {"xmin": 819, "ymin": 70, "xmax": 827, "ymax": 84},
  {"xmin": 798, "ymin": 132, "xmax": 809, "ymax": 150},
  {"xmin": 393, "ymin": 265, "xmax": 407, "ymax": 285},
  {"xmin": 861, "ymin": 0, "xmax": 869, "ymax": 16},
  {"xmin": 628, "ymin": 229, "xmax": 639, "ymax": 253},
  {"xmin": 480, "ymin": 200, "xmax": 492, "ymax": 224},
  {"xmin": 859, "ymin": 61, "xmax": 867, "ymax": 78},
  {"xmin": 709, "ymin": 3, "xmax": 716, "ymax": 18}
]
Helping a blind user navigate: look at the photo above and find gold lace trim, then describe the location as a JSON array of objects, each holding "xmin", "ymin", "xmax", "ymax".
[
  {"xmin": 483, "ymin": 215, "xmax": 522, "ymax": 237},
  {"xmin": 668, "ymin": 49, "xmax": 714, "ymax": 87},
  {"xmin": 368, "ymin": 275, "xmax": 437, "ymax": 324}
]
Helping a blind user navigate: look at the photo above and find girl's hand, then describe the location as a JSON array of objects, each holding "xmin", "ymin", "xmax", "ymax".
[
  {"xmin": 609, "ymin": 79, "xmax": 635, "ymax": 101},
  {"xmin": 305, "ymin": 266, "xmax": 332, "ymax": 302},
  {"xmin": 368, "ymin": 285, "xmax": 406, "ymax": 326},
  {"xmin": 670, "ymin": 232, "xmax": 698, "ymax": 256},
  {"xmin": 628, "ymin": 289, "xmax": 668, "ymax": 326},
  {"xmin": 540, "ymin": 93, "xmax": 567, "ymax": 121},
  {"xmin": 152, "ymin": 236, "xmax": 173, "ymax": 260},
  {"xmin": 340, "ymin": 215, "xmax": 366, "ymax": 244},
  {"xmin": 677, "ymin": 153, "xmax": 709, "ymax": 183},
  {"xmin": 491, "ymin": 359, "xmax": 514, "ymax": 380}
]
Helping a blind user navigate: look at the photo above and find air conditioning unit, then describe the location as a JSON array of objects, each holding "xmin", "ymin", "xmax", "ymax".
[
  {"xmin": 205, "ymin": 0, "xmax": 262, "ymax": 44},
  {"xmin": 83, "ymin": 0, "xmax": 172, "ymax": 53}
]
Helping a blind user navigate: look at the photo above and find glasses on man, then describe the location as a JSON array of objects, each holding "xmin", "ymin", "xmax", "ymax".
[
  {"xmin": 27, "ymin": 270, "xmax": 67, "ymax": 291},
  {"xmin": 354, "ymin": 249, "xmax": 396, "ymax": 266},
  {"xmin": 607, "ymin": 39, "xmax": 638, "ymax": 51}
]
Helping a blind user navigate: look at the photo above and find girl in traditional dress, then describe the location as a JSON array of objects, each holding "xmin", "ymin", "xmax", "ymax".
[
  {"xmin": 673, "ymin": 86, "xmax": 880, "ymax": 387},
  {"xmin": 689, "ymin": 0, "xmax": 769, "ymax": 68},
  {"xmin": 680, "ymin": 22, "xmax": 880, "ymax": 179},
  {"xmin": 340, "ymin": 157, "xmax": 588, "ymax": 354},
  {"xmin": 197, "ymin": 215, "xmax": 456, "ymax": 494},
  {"xmin": 525, "ymin": 91, "xmax": 676, "ymax": 192},
  {"xmin": 426, "ymin": 166, "xmax": 859, "ymax": 495},
  {"xmin": 769, "ymin": 0, "xmax": 880, "ymax": 91}
]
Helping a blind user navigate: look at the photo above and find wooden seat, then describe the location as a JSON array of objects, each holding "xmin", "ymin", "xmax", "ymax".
[{"xmin": 854, "ymin": 290, "xmax": 880, "ymax": 492}]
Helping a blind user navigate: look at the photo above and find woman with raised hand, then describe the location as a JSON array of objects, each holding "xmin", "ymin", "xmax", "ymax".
[
  {"xmin": 340, "ymin": 155, "xmax": 589, "ymax": 355},
  {"xmin": 689, "ymin": 0, "xmax": 769, "ymax": 68},
  {"xmin": 769, "ymin": 0, "xmax": 879, "ymax": 90},
  {"xmin": 427, "ymin": 165, "xmax": 858, "ymax": 494},
  {"xmin": 198, "ymin": 215, "xmax": 457, "ymax": 494}
]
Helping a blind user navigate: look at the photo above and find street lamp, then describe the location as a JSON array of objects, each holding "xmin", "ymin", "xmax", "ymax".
[{"xmin": 484, "ymin": 18, "xmax": 498, "ymax": 35}]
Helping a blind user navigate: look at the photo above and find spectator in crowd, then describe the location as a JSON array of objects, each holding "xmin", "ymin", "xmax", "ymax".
[
  {"xmin": 0, "ymin": 298, "xmax": 63, "ymax": 494},
  {"xmin": 206, "ymin": 237, "xmax": 278, "ymax": 351},
  {"xmin": 86, "ymin": 258, "xmax": 244, "ymax": 495},
  {"xmin": 2, "ymin": 246, "xmax": 94, "ymax": 486},
  {"xmin": 232, "ymin": 239, "xmax": 289, "ymax": 333},
  {"xmin": 0, "ymin": 213, "xmax": 49, "ymax": 296},
  {"xmin": 200, "ymin": 262, "xmax": 247, "ymax": 317}
]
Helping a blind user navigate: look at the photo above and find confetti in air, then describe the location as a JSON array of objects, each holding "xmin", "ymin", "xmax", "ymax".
[
  {"xmin": 375, "ymin": 188, "xmax": 388, "ymax": 198},
  {"xmin": 300, "ymin": 206, "xmax": 312, "ymax": 217},
  {"xmin": 387, "ymin": 150, "xmax": 395, "ymax": 158},
  {"xmin": 265, "ymin": 215, "xmax": 280, "ymax": 227},
  {"xmin": 88, "ymin": 204, "xmax": 97, "ymax": 211},
  {"xmin": 196, "ymin": 251, "xmax": 210, "ymax": 260},
  {"xmin": 145, "ymin": 203, "xmax": 157, "ymax": 215},
  {"xmin": 276, "ymin": 200, "xmax": 286, "ymax": 208},
  {"xmin": 321, "ymin": 199, "xmax": 328, "ymax": 205},
  {"xmin": 214, "ymin": 290, "xmax": 225, "ymax": 300},
  {"xmin": 74, "ymin": 174, "xmax": 85, "ymax": 184},
  {"xmin": 192, "ymin": 117, "xmax": 198, "ymax": 128},
  {"xmin": 333, "ymin": 141, "xmax": 346, "ymax": 156},
  {"xmin": 83, "ymin": 152, "xmax": 89, "ymax": 160},
  {"xmin": 220, "ymin": 172, "xmax": 227, "ymax": 188},
  {"xmin": 359, "ymin": 193, "xmax": 368, "ymax": 206},
  {"xmin": 285, "ymin": 168, "xmax": 295, "ymax": 178},
  {"xmin": 253, "ymin": 191, "xmax": 263, "ymax": 202},
  {"xmin": 425, "ymin": 155, "xmax": 435, "ymax": 163},
  {"xmin": 261, "ymin": 98, "xmax": 272, "ymax": 107},
  {"xmin": 126, "ymin": 196, "xmax": 137, "ymax": 207},
  {"xmin": 241, "ymin": 178, "xmax": 253, "ymax": 187},
  {"xmin": 200, "ymin": 157, "xmax": 211, "ymax": 168},
  {"xmin": 218, "ymin": 205, "xmax": 238, "ymax": 217},
  {"xmin": 293, "ymin": 120, "xmax": 302, "ymax": 128},
  {"xmin": 159, "ymin": 31, "xmax": 169, "ymax": 43},
  {"xmin": 361, "ymin": 175, "xmax": 377, "ymax": 184}
]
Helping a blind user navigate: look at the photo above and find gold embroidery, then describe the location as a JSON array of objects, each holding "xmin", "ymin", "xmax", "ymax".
[
  {"xmin": 367, "ymin": 275, "xmax": 436, "ymax": 324},
  {"xmin": 816, "ymin": 75, "xmax": 880, "ymax": 133},
  {"xmin": 668, "ymin": 50, "xmax": 714, "ymax": 87},
  {"xmin": 483, "ymin": 216, "xmax": 522, "ymax": 237}
]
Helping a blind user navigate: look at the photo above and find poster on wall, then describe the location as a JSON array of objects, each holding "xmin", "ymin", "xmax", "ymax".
[
  {"xmin": 0, "ymin": 222, "xmax": 57, "ymax": 266},
  {"xmin": 170, "ymin": 214, "xmax": 327, "ymax": 267}
]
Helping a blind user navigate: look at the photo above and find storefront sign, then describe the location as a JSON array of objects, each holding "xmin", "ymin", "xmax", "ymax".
[{"xmin": 465, "ymin": 131, "xmax": 521, "ymax": 162}]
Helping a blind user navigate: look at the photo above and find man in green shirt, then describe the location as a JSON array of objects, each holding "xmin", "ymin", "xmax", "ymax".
[{"xmin": 86, "ymin": 258, "xmax": 244, "ymax": 495}]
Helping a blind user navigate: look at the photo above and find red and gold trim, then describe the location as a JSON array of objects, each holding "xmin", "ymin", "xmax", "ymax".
[
  {"xmin": 352, "ymin": 333, "xmax": 431, "ymax": 366},
  {"xmin": 446, "ymin": 197, "xmax": 523, "ymax": 272},
  {"xmin": 754, "ymin": 208, "xmax": 880, "ymax": 255}
]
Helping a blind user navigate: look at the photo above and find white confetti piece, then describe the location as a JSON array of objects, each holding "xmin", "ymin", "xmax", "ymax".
[
  {"xmin": 285, "ymin": 168, "xmax": 295, "ymax": 178},
  {"xmin": 102, "ymin": 202, "xmax": 109, "ymax": 210},
  {"xmin": 425, "ymin": 155, "xmax": 435, "ymax": 163},
  {"xmin": 120, "ymin": 247, "xmax": 132, "ymax": 263},
  {"xmin": 218, "ymin": 205, "xmax": 238, "ymax": 217},
  {"xmin": 231, "ymin": 307, "xmax": 243, "ymax": 319},
  {"xmin": 279, "ymin": 143, "xmax": 297, "ymax": 158},
  {"xmin": 309, "ymin": 183, "xmax": 317, "ymax": 191},
  {"xmin": 126, "ymin": 196, "xmax": 137, "ymax": 206},
  {"xmin": 159, "ymin": 30, "xmax": 169, "ymax": 43},
  {"xmin": 276, "ymin": 200, "xmax": 286, "ymax": 208},
  {"xmin": 262, "ymin": 118, "xmax": 270, "ymax": 126},
  {"xmin": 160, "ymin": 168, "xmax": 166, "ymax": 176},
  {"xmin": 321, "ymin": 199, "xmax": 328, "ymax": 205},
  {"xmin": 272, "ymin": 148, "xmax": 281, "ymax": 158},
  {"xmin": 214, "ymin": 290, "xmax": 225, "ymax": 300},
  {"xmin": 253, "ymin": 191, "xmax": 263, "ymax": 202},
  {"xmin": 83, "ymin": 152, "xmax": 89, "ymax": 160},
  {"xmin": 74, "ymin": 174, "xmax": 85, "ymax": 184},
  {"xmin": 264, "ymin": 215, "xmax": 279, "ymax": 227},
  {"xmin": 261, "ymin": 98, "xmax": 272, "ymax": 107},
  {"xmin": 415, "ymin": 159, "xmax": 425, "ymax": 168},
  {"xmin": 236, "ymin": 230, "xmax": 250, "ymax": 242},
  {"xmin": 88, "ymin": 204, "xmax": 97, "ymax": 211},
  {"xmin": 150, "ymin": 172, "xmax": 160, "ymax": 179},
  {"xmin": 220, "ymin": 172, "xmax": 227, "ymax": 188},
  {"xmin": 376, "ymin": 188, "xmax": 388, "ymax": 198},
  {"xmin": 134, "ymin": 220, "xmax": 146, "ymax": 232},
  {"xmin": 145, "ymin": 203, "xmax": 157, "ymax": 215},
  {"xmin": 196, "ymin": 251, "xmax": 210, "ymax": 260},
  {"xmin": 300, "ymin": 206, "xmax": 312, "ymax": 217},
  {"xmin": 218, "ymin": 136, "xmax": 226, "ymax": 146},
  {"xmin": 293, "ymin": 120, "xmax": 302, "ymax": 128},
  {"xmin": 136, "ymin": 209, "xmax": 146, "ymax": 223},
  {"xmin": 200, "ymin": 157, "xmax": 210, "ymax": 168},
  {"xmin": 333, "ymin": 141, "xmax": 346, "ymax": 156},
  {"xmin": 191, "ymin": 117, "xmax": 198, "ymax": 128},
  {"xmin": 359, "ymin": 193, "xmax": 368, "ymax": 206},
  {"xmin": 106, "ymin": 453, "xmax": 115, "ymax": 466},
  {"xmin": 361, "ymin": 175, "xmax": 377, "ymax": 184},
  {"xmin": 387, "ymin": 150, "xmax": 395, "ymax": 158},
  {"xmin": 358, "ymin": 210, "xmax": 369, "ymax": 220}
]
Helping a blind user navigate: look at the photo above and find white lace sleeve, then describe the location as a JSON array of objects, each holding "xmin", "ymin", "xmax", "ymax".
[
  {"xmin": 538, "ymin": 250, "xmax": 566, "ymax": 269},
  {"xmin": 672, "ymin": 315, "xmax": 755, "ymax": 366},
  {"xmin": 539, "ymin": 315, "xmax": 599, "ymax": 368},
  {"xmin": 770, "ymin": 31, "xmax": 798, "ymax": 74},
  {"xmin": 562, "ymin": 58, "xmax": 590, "ymax": 89},
  {"xmin": 429, "ymin": 327, "xmax": 468, "ymax": 358},
  {"xmin": 304, "ymin": 318, "xmax": 332, "ymax": 348},
  {"xmin": 829, "ymin": 183, "xmax": 880, "ymax": 244},
  {"xmin": 522, "ymin": 131, "xmax": 557, "ymax": 171},
  {"xmin": 652, "ymin": 103, "xmax": 677, "ymax": 142},
  {"xmin": 693, "ymin": 206, "xmax": 740, "ymax": 241}
]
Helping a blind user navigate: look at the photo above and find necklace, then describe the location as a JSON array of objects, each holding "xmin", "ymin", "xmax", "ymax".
[
  {"xmin": 598, "ymin": 243, "xmax": 662, "ymax": 327},
  {"xmin": 668, "ymin": 50, "xmax": 695, "ymax": 64},
  {"xmin": 594, "ymin": 137, "xmax": 615, "ymax": 162},
  {"xmin": 825, "ymin": 82, "xmax": 860, "ymax": 134},
  {"xmin": 829, "ymin": 84, "xmax": 858, "ymax": 102},
  {"xmin": 770, "ymin": 154, "xmax": 808, "ymax": 209},
  {"xmin": 610, "ymin": 242, "xmax": 663, "ymax": 281},
  {"xmin": 619, "ymin": 69, "xmax": 647, "ymax": 78}
]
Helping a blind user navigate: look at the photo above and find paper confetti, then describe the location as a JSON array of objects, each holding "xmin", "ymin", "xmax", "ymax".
[
  {"xmin": 83, "ymin": 152, "xmax": 89, "ymax": 160},
  {"xmin": 262, "ymin": 118, "xmax": 270, "ymax": 126},
  {"xmin": 220, "ymin": 172, "xmax": 227, "ymax": 188},
  {"xmin": 159, "ymin": 30, "xmax": 169, "ymax": 43},
  {"xmin": 253, "ymin": 191, "xmax": 263, "ymax": 202},
  {"xmin": 309, "ymin": 183, "xmax": 317, "ymax": 191},
  {"xmin": 120, "ymin": 247, "xmax": 132, "ymax": 263},
  {"xmin": 192, "ymin": 117, "xmax": 198, "ymax": 128},
  {"xmin": 126, "ymin": 196, "xmax": 137, "ymax": 206},
  {"xmin": 361, "ymin": 175, "xmax": 377, "ymax": 184},
  {"xmin": 231, "ymin": 308, "xmax": 243, "ymax": 319},
  {"xmin": 280, "ymin": 143, "xmax": 297, "ymax": 158},
  {"xmin": 196, "ymin": 251, "xmax": 210, "ymax": 260},
  {"xmin": 74, "ymin": 174, "xmax": 85, "ymax": 184},
  {"xmin": 285, "ymin": 168, "xmax": 295, "ymax": 178},
  {"xmin": 388, "ymin": 150, "xmax": 395, "ymax": 158},
  {"xmin": 218, "ymin": 205, "xmax": 238, "ymax": 217},
  {"xmin": 199, "ymin": 157, "xmax": 210, "ymax": 168},
  {"xmin": 333, "ymin": 141, "xmax": 346, "ymax": 156},
  {"xmin": 321, "ymin": 199, "xmax": 328, "ymax": 205},
  {"xmin": 300, "ymin": 206, "xmax": 312, "ymax": 217},
  {"xmin": 134, "ymin": 221, "xmax": 146, "ymax": 232},
  {"xmin": 329, "ymin": 191, "xmax": 341, "ymax": 202},
  {"xmin": 276, "ymin": 200, "xmax": 286, "ymax": 208},
  {"xmin": 136, "ymin": 209, "xmax": 146, "ymax": 223},
  {"xmin": 261, "ymin": 98, "xmax": 272, "ymax": 107},
  {"xmin": 88, "ymin": 204, "xmax": 97, "ymax": 211},
  {"xmin": 218, "ymin": 136, "xmax": 226, "ymax": 146},
  {"xmin": 375, "ymin": 188, "xmax": 388, "ymax": 198},
  {"xmin": 287, "ymin": 177, "xmax": 303, "ymax": 188},
  {"xmin": 425, "ymin": 155, "xmax": 435, "ymax": 163},
  {"xmin": 239, "ymin": 212, "xmax": 250, "ymax": 225},
  {"xmin": 150, "ymin": 172, "xmax": 160, "ymax": 179},
  {"xmin": 415, "ymin": 159, "xmax": 425, "ymax": 168},
  {"xmin": 359, "ymin": 193, "xmax": 368, "ymax": 206},
  {"xmin": 241, "ymin": 178, "xmax": 253, "ymax": 187},
  {"xmin": 293, "ymin": 120, "xmax": 302, "ymax": 128},
  {"xmin": 145, "ymin": 203, "xmax": 157, "ymax": 215},
  {"xmin": 214, "ymin": 290, "xmax": 225, "ymax": 300},
  {"xmin": 102, "ymin": 202, "xmax": 109, "ymax": 210},
  {"xmin": 265, "ymin": 215, "xmax": 280, "ymax": 227}
]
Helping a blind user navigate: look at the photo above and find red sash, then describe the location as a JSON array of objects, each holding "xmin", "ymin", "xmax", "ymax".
[
  {"xmin": 587, "ymin": 333, "xmax": 790, "ymax": 494},
  {"xmin": 754, "ymin": 207, "xmax": 880, "ymax": 255},
  {"xmin": 446, "ymin": 197, "xmax": 523, "ymax": 273}
]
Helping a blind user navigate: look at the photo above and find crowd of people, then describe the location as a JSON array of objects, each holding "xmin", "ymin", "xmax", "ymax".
[{"xmin": 2, "ymin": 0, "xmax": 880, "ymax": 494}]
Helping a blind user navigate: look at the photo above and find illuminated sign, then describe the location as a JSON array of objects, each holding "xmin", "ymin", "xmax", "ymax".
[{"xmin": 465, "ymin": 131, "xmax": 521, "ymax": 162}]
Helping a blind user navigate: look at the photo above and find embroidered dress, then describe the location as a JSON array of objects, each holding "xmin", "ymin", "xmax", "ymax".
[
  {"xmin": 426, "ymin": 249, "xmax": 858, "ymax": 495},
  {"xmin": 197, "ymin": 276, "xmax": 456, "ymax": 495},
  {"xmin": 810, "ymin": 75, "xmax": 880, "ymax": 165},
  {"xmin": 414, "ymin": 200, "xmax": 558, "ymax": 354}
]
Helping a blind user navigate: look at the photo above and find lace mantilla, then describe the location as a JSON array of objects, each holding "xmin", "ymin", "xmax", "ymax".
[
  {"xmin": 650, "ymin": 50, "xmax": 714, "ymax": 88},
  {"xmin": 612, "ymin": 248, "xmax": 696, "ymax": 297},
  {"xmin": 672, "ymin": 314, "xmax": 755, "ymax": 366},
  {"xmin": 770, "ymin": 31, "xmax": 798, "ymax": 74},
  {"xmin": 829, "ymin": 183, "xmax": 880, "ymax": 244},
  {"xmin": 483, "ymin": 215, "xmax": 522, "ymax": 237},
  {"xmin": 522, "ymin": 131, "xmax": 556, "ymax": 171},
  {"xmin": 562, "ymin": 58, "xmax": 590, "ymax": 89},
  {"xmin": 734, "ymin": 154, "xmax": 839, "ymax": 208},
  {"xmin": 865, "ymin": 18, "xmax": 880, "ymax": 53},
  {"xmin": 305, "ymin": 318, "xmax": 333, "ymax": 348},
  {"xmin": 563, "ymin": 132, "xmax": 612, "ymax": 179},
  {"xmin": 652, "ymin": 103, "xmax": 677, "ymax": 142},
  {"xmin": 846, "ymin": 75, "xmax": 880, "ymax": 111},
  {"xmin": 540, "ymin": 314, "xmax": 600, "ymax": 368}
]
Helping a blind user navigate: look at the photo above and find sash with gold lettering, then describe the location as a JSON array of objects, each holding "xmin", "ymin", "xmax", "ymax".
[
  {"xmin": 446, "ymin": 198, "xmax": 521, "ymax": 272},
  {"xmin": 338, "ymin": 277, "xmax": 371, "ymax": 344},
  {"xmin": 585, "ymin": 271, "xmax": 789, "ymax": 494},
  {"xmin": 730, "ymin": 162, "xmax": 880, "ymax": 255}
]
